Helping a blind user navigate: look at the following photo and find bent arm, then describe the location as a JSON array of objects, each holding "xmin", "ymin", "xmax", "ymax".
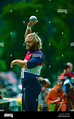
[{"xmin": 10, "ymin": 59, "xmax": 27, "ymax": 68}]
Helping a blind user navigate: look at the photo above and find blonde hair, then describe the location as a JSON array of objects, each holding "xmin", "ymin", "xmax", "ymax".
[{"xmin": 26, "ymin": 32, "xmax": 42, "ymax": 49}]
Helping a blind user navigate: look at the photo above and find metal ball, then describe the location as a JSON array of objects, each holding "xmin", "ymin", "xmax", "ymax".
[{"xmin": 29, "ymin": 16, "xmax": 37, "ymax": 21}]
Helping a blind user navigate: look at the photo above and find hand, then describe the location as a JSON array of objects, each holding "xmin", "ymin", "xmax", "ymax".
[
  {"xmin": 38, "ymin": 77, "xmax": 44, "ymax": 81},
  {"xmin": 10, "ymin": 60, "xmax": 17, "ymax": 68},
  {"xmin": 52, "ymin": 97, "xmax": 60, "ymax": 104},
  {"xmin": 56, "ymin": 97, "xmax": 60, "ymax": 101},
  {"xmin": 63, "ymin": 68, "xmax": 70, "ymax": 74},
  {"xmin": 28, "ymin": 20, "xmax": 38, "ymax": 27}
]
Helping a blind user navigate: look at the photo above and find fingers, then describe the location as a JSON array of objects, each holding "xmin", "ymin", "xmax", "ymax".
[
  {"xmin": 10, "ymin": 64, "xmax": 13, "ymax": 68},
  {"xmin": 10, "ymin": 60, "xmax": 15, "ymax": 68},
  {"xmin": 28, "ymin": 20, "xmax": 38, "ymax": 27},
  {"xmin": 57, "ymin": 97, "xmax": 60, "ymax": 101},
  {"xmin": 10, "ymin": 61, "xmax": 14, "ymax": 68}
]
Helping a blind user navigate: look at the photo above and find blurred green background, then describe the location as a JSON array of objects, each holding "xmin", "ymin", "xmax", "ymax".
[{"xmin": 0, "ymin": 0, "xmax": 74, "ymax": 87}]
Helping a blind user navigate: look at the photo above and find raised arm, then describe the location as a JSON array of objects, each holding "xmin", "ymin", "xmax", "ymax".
[{"xmin": 24, "ymin": 20, "xmax": 38, "ymax": 37}]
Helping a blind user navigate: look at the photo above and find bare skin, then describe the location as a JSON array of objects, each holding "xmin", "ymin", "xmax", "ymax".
[
  {"xmin": 25, "ymin": 20, "xmax": 38, "ymax": 37},
  {"xmin": 10, "ymin": 20, "xmax": 38, "ymax": 69}
]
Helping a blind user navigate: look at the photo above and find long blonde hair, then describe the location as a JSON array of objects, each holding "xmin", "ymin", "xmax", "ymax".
[{"xmin": 26, "ymin": 32, "xmax": 42, "ymax": 50}]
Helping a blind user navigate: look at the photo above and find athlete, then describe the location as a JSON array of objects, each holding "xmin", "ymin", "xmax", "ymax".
[{"xmin": 10, "ymin": 19, "xmax": 44, "ymax": 111}]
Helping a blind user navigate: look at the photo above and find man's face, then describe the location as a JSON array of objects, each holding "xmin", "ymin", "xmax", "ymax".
[
  {"xmin": 56, "ymin": 83, "xmax": 62, "ymax": 93},
  {"xmin": 25, "ymin": 36, "xmax": 35, "ymax": 51}
]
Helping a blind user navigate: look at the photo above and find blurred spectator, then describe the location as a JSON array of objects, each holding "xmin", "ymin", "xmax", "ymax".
[
  {"xmin": 38, "ymin": 77, "xmax": 51, "ymax": 111},
  {"xmin": 58, "ymin": 62, "xmax": 74, "ymax": 81},
  {"xmin": 38, "ymin": 77, "xmax": 51, "ymax": 92},
  {"xmin": 46, "ymin": 80, "xmax": 68, "ymax": 111},
  {"xmin": 58, "ymin": 62, "xmax": 74, "ymax": 93},
  {"xmin": 0, "ymin": 71, "xmax": 22, "ymax": 98}
]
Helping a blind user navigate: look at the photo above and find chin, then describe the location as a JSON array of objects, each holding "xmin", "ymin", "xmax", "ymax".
[{"xmin": 26, "ymin": 47, "xmax": 30, "ymax": 50}]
